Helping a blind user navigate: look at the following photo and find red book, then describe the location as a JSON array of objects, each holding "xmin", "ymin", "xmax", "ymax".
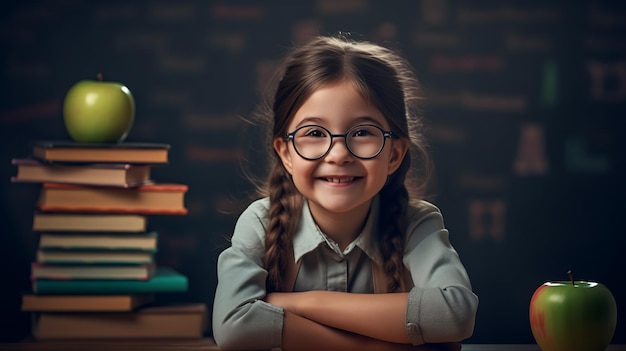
[{"xmin": 37, "ymin": 183, "xmax": 188, "ymax": 215}]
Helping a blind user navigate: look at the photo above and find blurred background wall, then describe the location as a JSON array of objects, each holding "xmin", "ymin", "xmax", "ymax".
[{"xmin": 1, "ymin": 0, "xmax": 624, "ymax": 344}]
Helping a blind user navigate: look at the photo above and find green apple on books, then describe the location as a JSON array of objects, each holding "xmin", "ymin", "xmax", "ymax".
[
  {"xmin": 11, "ymin": 78, "xmax": 194, "ymax": 340},
  {"xmin": 63, "ymin": 73, "xmax": 135, "ymax": 143}
]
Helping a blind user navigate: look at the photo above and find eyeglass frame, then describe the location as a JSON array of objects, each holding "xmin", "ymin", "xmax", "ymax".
[{"xmin": 284, "ymin": 124, "xmax": 396, "ymax": 161}]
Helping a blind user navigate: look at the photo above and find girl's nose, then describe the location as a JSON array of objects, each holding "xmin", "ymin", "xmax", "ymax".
[{"xmin": 324, "ymin": 138, "xmax": 353, "ymax": 164}]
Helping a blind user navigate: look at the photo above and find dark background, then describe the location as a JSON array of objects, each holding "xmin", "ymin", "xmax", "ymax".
[{"xmin": 1, "ymin": 0, "xmax": 625, "ymax": 344}]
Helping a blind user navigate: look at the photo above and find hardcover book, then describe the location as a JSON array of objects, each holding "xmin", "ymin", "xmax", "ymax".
[
  {"xmin": 32, "ymin": 141, "xmax": 170, "ymax": 164},
  {"xmin": 37, "ymin": 250, "xmax": 154, "ymax": 265},
  {"xmin": 32, "ymin": 213, "xmax": 148, "ymax": 232},
  {"xmin": 37, "ymin": 183, "xmax": 189, "ymax": 215},
  {"xmin": 21, "ymin": 293, "xmax": 154, "ymax": 312},
  {"xmin": 31, "ymin": 263, "xmax": 156, "ymax": 280},
  {"xmin": 32, "ymin": 303, "xmax": 207, "ymax": 340},
  {"xmin": 32, "ymin": 267, "xmax": 188, "ymax": 294},
  {"xmin": 38, "ymin": 232, "xmax": 158, "ymax": 251},
  {"xmin": 12, "ymin": 158, "xmax": 151, "ymax": 187}
]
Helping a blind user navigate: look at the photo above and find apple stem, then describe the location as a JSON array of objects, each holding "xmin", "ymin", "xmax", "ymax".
[
  {"xmin": 567, "ymin": 269, "xmax": 574, "ymax": 286},
  {"xmin": 97, "ymin": 73, "xmax": 103, "ymax": 81}
]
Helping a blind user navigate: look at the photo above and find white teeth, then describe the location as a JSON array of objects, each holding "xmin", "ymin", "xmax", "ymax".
[{"xmin": 326, "ymin": 177, "xmax": 354, "ymax": 183}]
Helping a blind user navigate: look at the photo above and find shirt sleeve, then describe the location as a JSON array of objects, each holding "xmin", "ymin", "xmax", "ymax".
[
  {"xmin": 212, "ymin": 199, "xmax": 284, "ymax": 350},
  {"xmin": 403, "ymin": 202, "xmax": 479, "ymax": 345}
]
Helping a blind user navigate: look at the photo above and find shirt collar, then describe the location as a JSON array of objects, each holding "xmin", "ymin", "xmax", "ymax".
[{"xmin": 292, "ymin": 196, "xmax": 383, "ymax": 266}]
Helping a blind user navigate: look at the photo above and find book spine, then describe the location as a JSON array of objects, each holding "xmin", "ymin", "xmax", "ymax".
[{"xmin": 37, "ymin": 205, "xmax": 188, "ymax": 215}]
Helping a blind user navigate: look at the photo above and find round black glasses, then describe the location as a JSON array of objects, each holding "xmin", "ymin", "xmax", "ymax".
[{"xmin": 285, "ymin": 124, "xmax": 395, "ymax": 160}]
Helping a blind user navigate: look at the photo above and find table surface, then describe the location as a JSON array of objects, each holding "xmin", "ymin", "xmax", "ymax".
[{"xmin": 0, "ymin": 339, "xmax": 624, "ymax": 351}]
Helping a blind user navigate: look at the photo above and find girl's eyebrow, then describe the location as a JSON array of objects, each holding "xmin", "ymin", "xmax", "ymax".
[
  {"xmin": 294, "ymin": 116, "xmax": 385, "ymax": 129},
  {"xmin": 295, "ymin": 117, "xmax": 326, "ymax": 127},
  {"xmin": 352, "ymin": 116, "xmax": 385, "ymax": 126}
]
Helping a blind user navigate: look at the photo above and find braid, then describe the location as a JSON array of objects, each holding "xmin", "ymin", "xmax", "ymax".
[
  {"xmin": 263, "ymin": 164, "xmax": 302, "ymax": 292},
  {"xmin": 378, "ymin": 158, "xmax": 410, "ymax": 292}
]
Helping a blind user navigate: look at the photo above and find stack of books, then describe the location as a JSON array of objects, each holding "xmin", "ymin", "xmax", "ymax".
[{"xmin": 12, "ymin": 141, "xmax": 206, "ymax": 340}]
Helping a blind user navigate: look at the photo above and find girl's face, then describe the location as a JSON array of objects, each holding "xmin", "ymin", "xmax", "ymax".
[{"xmin": 274, "ymin": 80, "xmax": 408, "ymax": 223}]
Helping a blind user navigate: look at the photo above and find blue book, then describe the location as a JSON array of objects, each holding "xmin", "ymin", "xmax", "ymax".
[{"xmin": 33, "ymin": 267, "xmax": 188, "ymax": 294}]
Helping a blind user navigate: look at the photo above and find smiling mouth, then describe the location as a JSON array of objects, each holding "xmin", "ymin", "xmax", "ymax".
[{"xmin": 324, "ymin": 177, "xmax": 357, "ymax": 183}]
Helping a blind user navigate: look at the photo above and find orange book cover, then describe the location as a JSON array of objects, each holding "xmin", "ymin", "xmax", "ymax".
[
  {"xmin": 33, "ymin": 303, "xmax": 207, "ymax": 340},
  {"xmin": 41, "ymin": 183, "xmax": 188, "ymax": 192},
  {"xmin": 37, "ymin": 183, "xmax": 189, "ymax": 215}
]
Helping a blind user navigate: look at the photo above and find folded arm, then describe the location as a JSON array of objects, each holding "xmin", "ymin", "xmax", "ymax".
[
  {"xmin": 282, "ymin": 310, "xmax": 459, "ymax": 351},
  {"xmin": 267, "ymin": 290, "xmax": 410, "ymax": 343}
]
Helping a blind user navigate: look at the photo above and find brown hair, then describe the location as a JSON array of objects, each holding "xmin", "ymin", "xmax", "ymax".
[{"xmin": 255, "ymin": 35, "xmax": 432, "ymax": 292}]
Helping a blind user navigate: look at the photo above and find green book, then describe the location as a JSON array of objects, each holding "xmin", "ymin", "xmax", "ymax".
[{"xmin": 33, "ymin": 267, "xmax": 188, "ymax": 295}]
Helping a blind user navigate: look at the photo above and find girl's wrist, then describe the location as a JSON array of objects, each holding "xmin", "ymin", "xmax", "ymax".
[
  {"xmin": 266, "ymin": 292, "xmax": 308, "ymax": 315},
  {"xmin": 296, "ymin": 290, "xmax": 317, "ymax": 317}
]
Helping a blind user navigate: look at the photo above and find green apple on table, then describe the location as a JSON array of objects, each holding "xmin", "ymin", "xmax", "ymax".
[
  {"xmin": 529, "ymin": 270, "xmax": 617, "ymax": 351},
  {"xmin": 63, "ymin": 73, "xmax": 135, "ymax": 143}
]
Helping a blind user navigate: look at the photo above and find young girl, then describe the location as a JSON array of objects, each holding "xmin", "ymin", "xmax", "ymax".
[{"xmin": 213, "ymin": 35, "xmax": 478, "ymax": 351}]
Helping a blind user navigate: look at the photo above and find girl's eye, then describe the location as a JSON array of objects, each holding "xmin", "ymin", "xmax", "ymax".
[
  {"xmin": 303, "ymin": 128, "xmax": 327, "ymax": 138},
  {"xmin": 352, "ymin": 127, "xmax": 375, "ymax": 137}
]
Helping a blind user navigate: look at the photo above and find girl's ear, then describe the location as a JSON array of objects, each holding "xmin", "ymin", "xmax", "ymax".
[
  {"xmin": 273, "ymin": 137, "xmax": 294, "ymax": 175},
  {"xmin": 388, "ymin": 139, "xmax": 409, "ymax": 175}
]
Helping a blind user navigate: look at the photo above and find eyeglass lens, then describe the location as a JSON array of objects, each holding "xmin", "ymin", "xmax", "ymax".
[{"xmin": 292, "ymin": 125, "xmax": 386, "ymax": 159}]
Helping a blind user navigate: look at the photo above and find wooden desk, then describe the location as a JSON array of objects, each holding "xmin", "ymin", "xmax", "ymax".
[
  {"xmin": 0, "ymin": 339, "xmax": 219, "ymax": 351},
  {"xmin": 462, "ymin": 346, "xmax": 626, "ymax": 351},
  {"xmin": 0, "ymin": 340, "xmax": 624, "ymax": 351}
]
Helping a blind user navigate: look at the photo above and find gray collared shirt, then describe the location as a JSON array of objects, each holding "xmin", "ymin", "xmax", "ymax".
[{"xmin": 213, "ymin": 197, "xmax": 478, "ymax": 350}]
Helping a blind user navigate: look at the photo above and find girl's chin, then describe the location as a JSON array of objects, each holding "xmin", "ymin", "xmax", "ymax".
[{"xmin": 308, "ymin": 197, "xmax": 372, "ymax": 215}]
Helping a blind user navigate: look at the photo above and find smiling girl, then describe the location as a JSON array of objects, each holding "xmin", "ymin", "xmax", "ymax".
[{"xmin": 212, "ymin": 35, "xmax": 478, "ymax": 351}]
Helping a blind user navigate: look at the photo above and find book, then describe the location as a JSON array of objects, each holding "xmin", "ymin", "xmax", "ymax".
[
  {"xmin": 31, "ymin": 263, "xmax": 156, "ymax": 280},
  {"xmin": 37, "ymin": 183, "xmax": 189, "ymax": 215},
  {"xmin": 11, "ymin": 158, "xmax": 151, "ymax": 187},
  {"xmin": 33, "ymin": 213, "xmax": 147, "ymax": 232},
  {"xmin": 32, "ymin": 303, "xmax": 207, "ymax": 339},
  {"xmin": 38, "ymin": 232, "xmax": 158, "ymax": 251},
  {"xmin": 33, "ymin": 267, "xmax": 188, "ymax": 294},
  {"xmin": 37, "ymin": 250, "xmax": 154, "ymax": 265},
  {"xmin": 21, "ymin": 294, "xmax": 154, "ymax": 312},
  {"xmin": 32, "ymin": 140, "xmax": 170, "ymax": 164}
]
